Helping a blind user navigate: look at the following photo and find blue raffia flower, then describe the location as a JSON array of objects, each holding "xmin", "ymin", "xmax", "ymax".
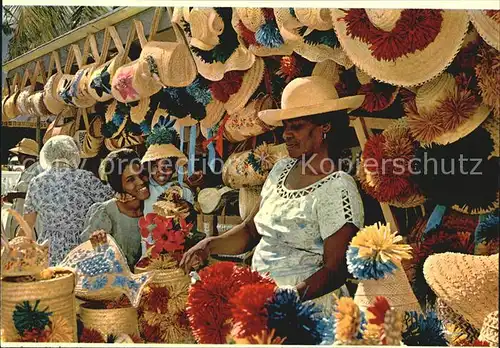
[
  {"xmin": 475, "ymin": 213, "xmax": 499, "ymax": 244},
  {"xmin": 82, "ymin": 278, "xmax": 91, "ymax": 290},
  {"xmin": 186, "ymin": 79, "xmax": 212, "ymax": 106},
  {"xmin": 140, "ymin": 120, "xmax": 151, "ymax": 135},
  {"xmin": 113, "ymin": 261, "xmax": 123, "ymax": 273},
  {"xmin": 112, "ymin": 113, "xmax": 125, "ymax": 127},
  {"xmin": 92, "ymin": 275, "xmax": 109, "ymax": 290},
  {"xmin": 105, "ymin": 248, "xmax": 115, "ymax": 260},
  {"xmin": 127, "ymin": 279, "xmax": 140, "ymax": 291},
  {"xmin": 402, "ymin": 311, "xmax": 447, "ymax": 346},
  {"xmin": 347, "ymin": 246, "xmax": 399, "ymax": 280},
  {"xmin": 356, "ymin": 310, "xmax": 367, "ymax": 340},
  {"xmin": 112, "ymin": 276, "xmax": 128, "ymax": 288},
  {"xmin": 265, "ymin": 287, "xmax": 332, "ymax": 345},
  {"xmin": 256, "ymin": 21, "xmax": 284, "ymax": 48}
]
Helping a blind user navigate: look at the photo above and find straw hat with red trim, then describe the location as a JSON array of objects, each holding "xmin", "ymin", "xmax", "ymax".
[
  {"xmin": 258, "ymin": 76, "xmax": 365, "ymax": 127},
  {"xmin": 331, "ymin": 9, "xmax": 469, "ymax": 87},
  {"xmin": 468, "ymin": 10, "xmax": 500, "ymax": 50}
]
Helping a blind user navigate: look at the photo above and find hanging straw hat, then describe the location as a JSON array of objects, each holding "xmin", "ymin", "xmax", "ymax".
[
  {"xmin": 88, "ymin": 54, "xmax": 131, "ymax": 102},
  {"xmin": 475, "ymin": 43, "xmax": 500, "ymax": 116},
  {"xmin": 4, "ymin": 90, "xmax": 21, "ymax": 120},
  {"xmin": 355, "ymin": 68, "xmax": 400, "ymax": 113},
  {"xmin": 129, "ymin": 97, "xmax": 150, "ymax": 124},
  {"xmin": 72, "ymin": 65, "xmax": 98, "ymax": 108},
  {"xmin": 200, "ymin": 99, "xmax": 226, "ymax": 131},
  {"xmin": 138, "ymin": 39, "xmax": 197, "ymax": 88},
  {"xmin": 232, "ymin": 8, "xmax": 296, "ymax": 57},
  {"xmin": 81, "ymin": 115, "xmax": 104, "ymax": 158},
  {"xmin": 331, "ymin": 9, "xmax": 469, "ymax": 87},
  {"xmin": 223, "ymin": 56, "xmax": 265, "ymax": 114},
  {"xmin": 43, "ymin": 73, "xmax": 65, "ymax": 115},
  {"xmin": 57, "ymin": 74, "xmax": 75, "ymax": 106},
  {"xmin": 478, "ymin": 311, "xmax": 499, "ymax": 346},
  {"xmin": 104, "ymin": 132, "xmax": 144, "ymax": 152},
  {"xmin": 178, "ymin": 8, "xmax": 256, "ymax": 82},
  {"xmin": 104, "ymin": 100, "xmax": 128, "ymax": 138},
  {"xmin": 111, "ymin": 59, "xmax": 163, "ymax": 103},
  {"xmin": 258, "ymin": 76, "xmax": 365, "ymax": 126},
  {"xmin": 16, "ymin": 87, "xmax": 33, "ymax": 115},
  {"xmin": 239, "ymin": 186, "xmax": 262, "ymax": 220},
  {"xmin": 273, "ymin": 8, "xmax": 353, "ymax": 68},
  {"xmin": 224, "ymin": 95, "xmax": 275, "ymax": 143},
  {"xmin": 423, "ymin": 252, "xmax": 499, "ymax": 330},
  {"xmin": 197, "ymin": 186, "xmax": 235, "ymax": 214},
  {"xmin": 468, "ymin": 10, "xmax": 500, "ymax": 50},
  {"xmin": 311, "ymin": 59, "xmax": 341, "ymax": 83},
  {"xmin": 406, "ymin": 72, "xmax": 491, "ymax": 146},
  {"xmin": 31, "ymin": 91, "xmax": 51, "ymax": 117}
]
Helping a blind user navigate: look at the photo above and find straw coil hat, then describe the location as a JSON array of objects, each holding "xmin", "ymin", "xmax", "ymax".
[
  {"xmin": 4, "ymin": 90, "xmax": 21, "ymax": 120},
  {"xmin": 141, "ymin": 144, "xmax": 187, "ymax": 166},
  {"xmin": 197, "ymin": 186, "xmax": 234, "ymax": 214},
  {"xmin": 354, "ymin": 262, "xmax": 422, "ymax": 314},
  {"xmin": 9, "ymin": 138, "xmax": 40, "ymax": 157},
  {"xmin": 111, "ymin": 59, "xmax": 163, "ymax": 103},
  {"xmin": 200, "ymin": 99, "xmax": 226, "ymax": 131},
  {"xmin": 88, "ymin": 54, "xmax": 131, "ymax": 102},
  {"xmin": 56, "ymin": 74, "xmax": 75, "ymax": 106},
  {"xmin": 72, "ymin": 65, "xmax": 98, "ymax": 108},
  {"xmin": 478, "ymin": 311, "xmax": 499, "ymax": 347},
  {"xmin": 468, "ymin": 10, "xmax": 500, "ymax": 50},
  {"xmin": 31, "ymin": 90, "xmax": 51, "ymax": 117},
  {"xmin": 224, "ymin": 95, "xmax": 275, "ymax": 143},
  {"xmin": 423, "ymin": 252, "xmax": 499, "ymax": 330},
  {"xmin": 43, "ymin": 73, "xmax": 65, "ymax": 115},
  {"xmin": 259, "ymin": 76, "xmax": 364, "ymax": 126},
  {"xmin": 224, "ymin": 56, "xmax": 265, "ymax": 114},
  {"xmin": 232, "ymin": 8, "xmax": 296, "ymax": 57},
  {"xmin": 331, "ymin": 9, "xmax": 469, "ymax": 87},
  {"xmin": 407, "ymin": 72, "xmax": 491, "ymax": 146},
  {"xmin": 311, "ymin": 59, "xmax": 341, "ymax": 83},
  {"xmin": 129, "ymin": 97, "xmax": 150, "ymax": 124},
  {"xmin": 139, "ymin": 40, "xmax": 197, "ymax": 88},
  {"xmin": 81, "ymin": 115, "xmax": 104, "ymax": 158},
  {"xmin": 188, "ymin": 8, "xmax": 225, "ymax": 51},
  {"xmin": 16, "ymin": 87, "xmax": 33, "ymax": 115},
  {"xmin": 239, "ymin": 186, "xmax": 262, "ymax": 220},
  {"xmin": 273, "ymin": 8, "xmax": 353, "ymax": 68}
]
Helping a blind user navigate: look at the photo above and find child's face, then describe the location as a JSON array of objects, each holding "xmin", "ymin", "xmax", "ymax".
[{"xmin": 151, "ymin": 158, "xmax": 175, "ymax": 186}]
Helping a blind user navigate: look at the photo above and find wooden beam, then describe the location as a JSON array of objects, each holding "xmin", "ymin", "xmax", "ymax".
[{"xmin": 2, "ymin": 7, "xmax": 149, "ymax": 73}]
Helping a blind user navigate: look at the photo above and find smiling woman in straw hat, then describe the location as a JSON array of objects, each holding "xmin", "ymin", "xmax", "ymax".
[{"xmin": 181, "ymin": 76, "xmax": 365, "ymax": 314}]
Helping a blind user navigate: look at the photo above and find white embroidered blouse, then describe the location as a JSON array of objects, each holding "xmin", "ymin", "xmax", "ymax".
[{"xmin": 252, "ymin": 158, "xmax": 364, "ymax": 312}]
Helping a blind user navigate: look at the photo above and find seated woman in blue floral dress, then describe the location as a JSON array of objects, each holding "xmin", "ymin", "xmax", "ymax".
[
  {"xmin": 81, "ymin": 149, "xmax": 152, "ymax": 269},
  {"xmin": 181, "ymin": 77, "xmax": 366, "ymax": 314},
  {"xmin": 23, "ymin": 135, "xmax": 114, "ymax": 265}
]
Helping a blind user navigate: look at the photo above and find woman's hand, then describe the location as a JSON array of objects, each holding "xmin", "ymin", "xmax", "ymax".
[
  {"xmin": 89, "ymin": 229, "xmax": 108, "ymax": 249},
  {"xmin": 179, "ymin": 237, "xmax": 212, "ymax": 274}
]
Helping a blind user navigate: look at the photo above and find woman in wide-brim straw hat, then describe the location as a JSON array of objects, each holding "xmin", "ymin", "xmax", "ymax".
[
  {"xmin": 331, "ymin": 8, "xmax": 470, "ymax": 87},
  {"xmin": 174, "ymin": 7, "xmax": 255, "ymax": 82},
  {"xmin": 181, "ymin": 76, "xmax": 366, "ymax": 315},
  {"xmin": 423, "ymin": 252, "xmax": 499, "ymax": 331}
]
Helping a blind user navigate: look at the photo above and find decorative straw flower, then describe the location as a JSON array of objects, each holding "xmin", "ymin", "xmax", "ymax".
[{"xmin": 347, "ymin": 223, "xmax": 413, "ymax": 280}]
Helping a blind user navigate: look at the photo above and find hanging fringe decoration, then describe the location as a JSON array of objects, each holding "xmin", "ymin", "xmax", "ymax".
[{"xmin": 255, "ymin": 9, "xmax": 285, "ymax": 48}]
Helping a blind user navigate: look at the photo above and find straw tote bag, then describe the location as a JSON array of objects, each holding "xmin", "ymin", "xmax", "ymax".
[{"xmin": 43, "ymin": 107, "xmax": 79, "ymax": 144}]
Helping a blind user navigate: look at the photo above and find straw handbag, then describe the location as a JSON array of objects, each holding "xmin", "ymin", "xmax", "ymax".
[
  {"xmin": 1, "ymin": 269, "xmax": 77, "ymax": 342},
  {"xmin": 43, "ymin": 107, "xmax": 78, "ymax": 144},
  {"xmin": 79, "ymin": 302, "xmax": 139, "ymax": 338},
  {"xmin": 222, "ymin": 143, "xmax": 289, "ymax": 189}
]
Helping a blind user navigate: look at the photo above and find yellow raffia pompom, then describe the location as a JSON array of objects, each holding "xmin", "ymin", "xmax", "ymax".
[
  {"xmin": 350, "ymin": 223, "xmax": 413, "ymax": 263},
  {"xmin": 334, "ymin": 297, "xmax": 362, "ymax": 342},
  {"xmin": 48, "ymin": 316, "xmax": 73, "ymax": 342}
]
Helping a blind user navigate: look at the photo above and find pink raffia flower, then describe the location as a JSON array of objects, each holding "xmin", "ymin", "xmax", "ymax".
[{"xmin": 114, "ymin": 69, "xmax": 139, "ymax": 100}]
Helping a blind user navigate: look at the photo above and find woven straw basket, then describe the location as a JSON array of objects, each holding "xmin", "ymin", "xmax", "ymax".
[
  {"xmin": 135, "ymin": 266, "xmax": 189, "ymax": 291},
  {"xmin": 79, "ymin": 303, "xmax": 139, "ymax": 338},
  {"xmin": 1, "ymin": 270, "xmax": 77, "ymax": 342},
  {"xmin": 354, "ymin": 264, "xmax": 422, "ymax": 314}
]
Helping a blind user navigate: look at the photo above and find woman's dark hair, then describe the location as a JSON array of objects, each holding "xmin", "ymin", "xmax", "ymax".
[
  {"xmin": 308, "ymin": 109, "xmax": 351, "ymax": 162},
  {"xmin": 101, "ymin": 148, "xmax": 144, "ymax": 193}
]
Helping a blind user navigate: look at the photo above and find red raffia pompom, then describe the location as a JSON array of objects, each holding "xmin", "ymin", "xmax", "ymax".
[
  {"xmin": 238, "ymin": 21, "xmax": 258, "ymax": 46},
  {"xmin": 140, "ymin": 322, "xmax": 163, "ymax": 343},
  {"xmin": 79, "ymin": 328, "xmax": 105, "ymax": 343},
  {"xmin": 359, "ymin": 82, "xmax": 398, "ymax": 112},
  {"xmin": 277, "ymin": 56, "xmax": 301, "ymax": 83},
  {"xmin": 262, "ymin": 8, "xmax": 276, "ymax": 21},
  {"xmin": 186, "ymin": 262, "xmax": 275, "ymax": 344},
  {"xmin": 230, "ymin": 283, "xmax": 277, "ymax": 338},
  {"xmin": 20, "ymin": 328, "xmax": 52, "ymax": 342},
  {"xmin": 209, "ymin": 71, "xmax": 244, "ymax": 102},
  {"xmin": 343, "ymin": 9, "xmax": 443, "ymax": 61},
  {"xmin": 367, "ymin": 296, "xmax": 391, "ymax": 325},
  {"xmin": 142, "ymin": 285, "xmax": 170, "ymax": 314}
]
